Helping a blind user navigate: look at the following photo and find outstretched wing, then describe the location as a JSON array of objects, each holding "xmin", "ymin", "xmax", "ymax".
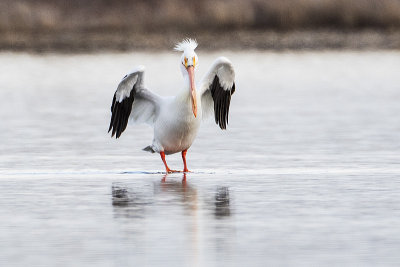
[
  {"xmin": 199, "ymin": 57, "xmax": 236, "ymax": 129},
  {"xmin": 108, "ymin": 66, "xmax": 161, "ymax": 138}
]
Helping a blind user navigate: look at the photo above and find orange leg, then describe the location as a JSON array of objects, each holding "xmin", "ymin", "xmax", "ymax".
[
  {"xmin": 160, "ymin": 151, "xmax": 179, "ymax": 173},
  {"xmin": 182, "ymin": 149, "xmax": 190, "ymax": 172}
]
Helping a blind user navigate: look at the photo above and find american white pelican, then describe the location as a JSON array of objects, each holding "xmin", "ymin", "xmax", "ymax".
[{"xmin": 108, "ymin": 39, "xmax": 236, "ymax": 173}]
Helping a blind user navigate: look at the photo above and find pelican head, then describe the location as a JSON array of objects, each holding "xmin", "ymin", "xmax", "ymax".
[{"xmin": 175, "ymin": 38, "xmax": 198, "ymax": 118}]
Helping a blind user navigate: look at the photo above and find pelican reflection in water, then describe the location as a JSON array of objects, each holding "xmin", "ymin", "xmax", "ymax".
[
  {"xmin": 111, "ymin": 174, "xmax": 234, "ymax": 264},
  {"xmin": 111, "ymin": 174, "xmax": 231, "ymax": 220},
  {"xmin": 215, "ymin": 186, "xmax": 231, "ymax": 218}
]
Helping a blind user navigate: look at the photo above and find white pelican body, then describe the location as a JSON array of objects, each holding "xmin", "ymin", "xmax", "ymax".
[
  {"xmin": 108, "ymin": 39, "xmax": 236, "ymax": 172},
  {"xmin": 153, "ymin": 90, "xmax": 201, "ymax": 155}
]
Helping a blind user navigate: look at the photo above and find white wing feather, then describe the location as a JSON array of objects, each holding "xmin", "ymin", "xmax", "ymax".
[
  {"xmin": 130, "ymin": 88, "xmax": 161, "ymax": 125},
  {"xmin": 115, "ymin": 65, "xmax": 144, "ymax": 102}
]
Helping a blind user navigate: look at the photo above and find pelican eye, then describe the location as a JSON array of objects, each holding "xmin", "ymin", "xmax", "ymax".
[{"xmin": 184, "ymin": 57, "xmax": 188, "ymax": 68}]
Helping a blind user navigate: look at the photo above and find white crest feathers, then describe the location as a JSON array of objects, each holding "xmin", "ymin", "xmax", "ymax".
[{"xmin": 174, "ymin": 38, "xmax": 198, "ymax": 52}]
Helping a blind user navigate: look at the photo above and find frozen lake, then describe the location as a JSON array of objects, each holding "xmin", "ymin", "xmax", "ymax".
[{"xmin": 1, "ymin": 51, "xmax": 400, "ymax": 266}]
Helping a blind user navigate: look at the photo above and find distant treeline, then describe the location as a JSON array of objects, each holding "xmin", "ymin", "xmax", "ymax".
[{"xmin": 1, "ymin": 0, "xmax": 400, "ymax": 33}]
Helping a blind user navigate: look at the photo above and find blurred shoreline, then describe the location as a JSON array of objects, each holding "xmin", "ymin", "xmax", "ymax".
[
  {"xmin": 2, "ymin": 0, "xmax": 400, "ymax": 52},
  {"xmin": 2, "ymin": 29, "xmax": 400, "ymax": 53}
]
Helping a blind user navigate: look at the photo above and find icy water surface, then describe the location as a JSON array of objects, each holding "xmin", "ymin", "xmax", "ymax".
[{"xmin": 1, "ymin": 51, "xmax": 400, "ymax": 266}]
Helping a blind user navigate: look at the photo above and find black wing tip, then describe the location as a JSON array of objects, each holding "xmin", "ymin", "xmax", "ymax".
[
  {"xmin": 231, "ymin": 83, "xmax": 236, "ymax": 95},
  {"xmin": 211, "ymin": 75, "xmax": 233, "ymax": 131},
  {"xmin": 108, "ymin": 88, "xmax": 135, "ymax": 139},
  {"xmin": 108, "ymin": 127, "xmax": 117, "ymax": 138},
  {"xmin": 109, "ymin": 126, "xmax": 122, "ymax": 138}
]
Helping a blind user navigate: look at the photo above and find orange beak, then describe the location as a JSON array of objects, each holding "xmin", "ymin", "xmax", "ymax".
[{"xmin": 187, "ymin": 66, "xmax": 197, "ymax": 118}]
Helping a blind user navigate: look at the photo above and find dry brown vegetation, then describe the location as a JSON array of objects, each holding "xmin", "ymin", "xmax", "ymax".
[
  {"xmin": 1, "ymin": 0, "xmax": 400, "ymax": 51},
  {"xmin": 2, "ymin": 0, "xmax": 400, "ymax": 32}
]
